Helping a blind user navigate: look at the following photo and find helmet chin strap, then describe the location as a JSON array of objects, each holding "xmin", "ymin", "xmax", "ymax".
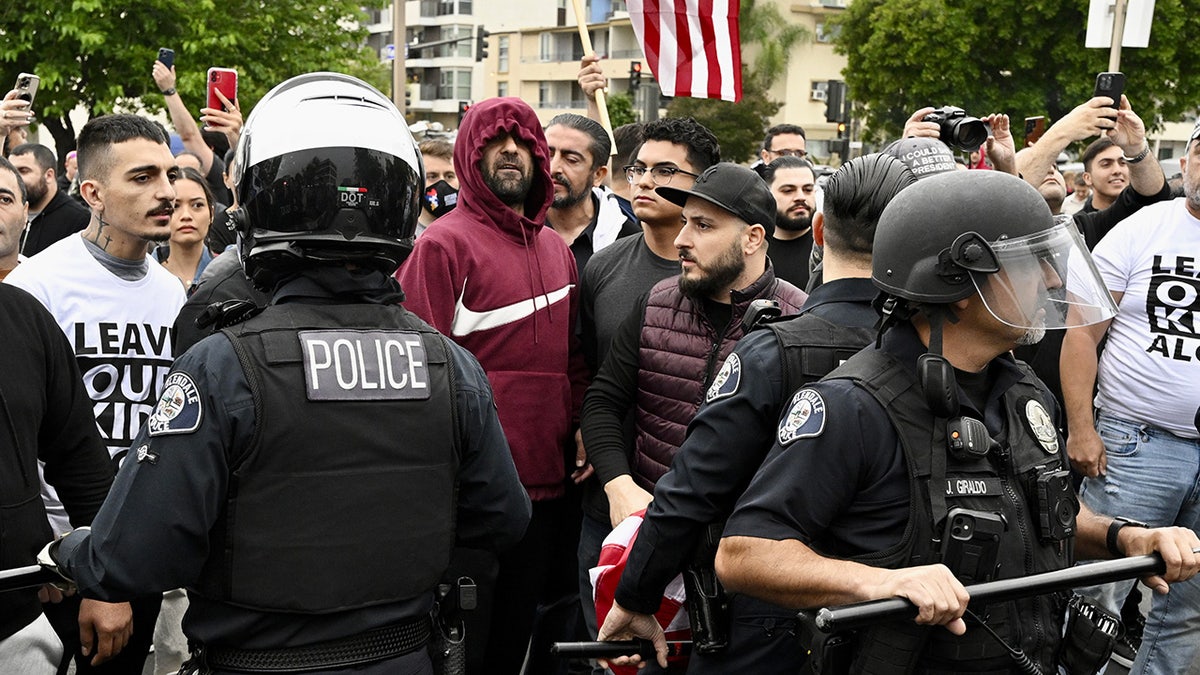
[{"xmin": 917, "ymin": 306, "xmax": 961, "ymax": 419}]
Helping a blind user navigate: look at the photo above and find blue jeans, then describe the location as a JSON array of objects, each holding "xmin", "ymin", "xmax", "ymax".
[{"xmin": 1078, "ymin": 412, "xmax": 1200, "ymax": 675}]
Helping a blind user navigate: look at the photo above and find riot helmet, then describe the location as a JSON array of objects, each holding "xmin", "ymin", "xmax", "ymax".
[
  {"xmin": 872, "ymin": 170, "xmax": 1115, "ymax": 333},
  {"xmin": 233, "ymin": 72, "xmax": 422, "ymax": 289}
]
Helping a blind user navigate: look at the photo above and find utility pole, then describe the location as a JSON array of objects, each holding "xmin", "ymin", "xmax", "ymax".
[{"xmin": 393, "ymin": 0, "xmax": 406, "ymax": 115}]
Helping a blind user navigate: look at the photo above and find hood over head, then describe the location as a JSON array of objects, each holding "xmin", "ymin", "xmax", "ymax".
[{"xmin": 453, "ymin": 97, "xmax": 554, "ymax": 241}]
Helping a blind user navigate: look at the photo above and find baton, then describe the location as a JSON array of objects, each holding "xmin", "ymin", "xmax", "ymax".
[
  {"xmin": 551, "ymin": 639, "xmax": 691, "ymax": 660},
  {"xmin": 816, "ymin": 551, "xmax": 1193, "ymax": 633},
  {"xmin": 0, "ymin": 565, "xmax": 60, "ymax": 593}
]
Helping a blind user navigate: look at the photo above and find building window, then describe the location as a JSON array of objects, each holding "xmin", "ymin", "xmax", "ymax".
[
  {"xmin": 498, "ymin": 81, "xmax": 509, "ymax": 97},
  {"xmin": 452, "ymin": 24, "xmax": 472, "ymax": 57},
  {"xmin": 815, "ymin": 22, "xmax": 842, "ymax": 43},
  {"xmin": 539, "ymin": 82, "xmax": 550, "ymax": 107},
  {"xmin": 439, "ymin": 69, "xmax": 472, "ymax": 99},
  {"xmin": 540, "ymin": 33, "xmax": 553, "ymax": 62},
  {"xmin": 498, "ymin": 36, "xmax": 510, "ymax": 73}
]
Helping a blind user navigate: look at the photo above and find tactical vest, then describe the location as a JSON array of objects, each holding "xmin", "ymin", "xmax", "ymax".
[
  {"xmin": 632, "ymin": 274, "xmax": 805, "ymax": 490},
  {"xmin": 826, "ymin": 348, "xmax": 1074, "ymax": 674},
  {"xmin": 193, "ymin": 302, "xmax": 460, "ymax": 614},
  {"xmin": 768, "ymin": 312, "xmax": 877, "ymax": 395}
]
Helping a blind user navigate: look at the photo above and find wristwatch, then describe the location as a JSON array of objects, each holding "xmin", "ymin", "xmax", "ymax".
[
  {"xmin": 1107, "ymin": 516, "xmax": 1149, "ymax": 557},
  {"xmin": 161, "ymin": 87, "xmax": 177, "ymax": 97},
  {"xmin": 1122, "ymin": 142, "xmax": 1150, "ymax": 164}
]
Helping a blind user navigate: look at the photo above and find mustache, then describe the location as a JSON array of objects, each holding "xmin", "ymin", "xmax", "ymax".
[{"xmin": 148, "ymin": 201, "xmax": 175, "ymax": 217}]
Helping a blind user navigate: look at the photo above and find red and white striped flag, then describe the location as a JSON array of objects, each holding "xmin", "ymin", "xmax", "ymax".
[{"xmin": 627, "ymin": 0, "xmax": 743, "ymax": 102}]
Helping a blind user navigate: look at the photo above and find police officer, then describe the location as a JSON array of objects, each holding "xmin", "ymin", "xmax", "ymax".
[
  {"xmin": 713, "ymin": 170, "xmax": 1200, "ymax": 673},
  {"xmin": 596, "ymin": 154, "xmax": 917, "ymax": 672},
  {"xmin": 37, "ymin": 73, "xmax": 532, "ymax": 674}
]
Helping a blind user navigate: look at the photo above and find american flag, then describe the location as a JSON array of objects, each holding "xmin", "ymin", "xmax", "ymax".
[{"xmin": 626, "ymin": 0, "xmax": 743, "ymax": 102}]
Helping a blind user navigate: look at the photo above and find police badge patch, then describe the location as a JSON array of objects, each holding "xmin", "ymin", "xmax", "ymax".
[
  {"xmin": 1024, "ymin": 399, "xmax": 1059, "ymax": 454},
  {"xmin": 778, "ymin": 388, "xmax": 826, "ymax": 445},
  {"xmin": 148, "ymin": 372, "xmax": 203, "ymax": 436},
  {"xmin": 705, "ymin": 353, "xmax": 742, "ymax": 403}
]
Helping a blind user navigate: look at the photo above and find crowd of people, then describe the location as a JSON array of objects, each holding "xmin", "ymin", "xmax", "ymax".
[{"xmin": 0, "ymin": 50, "xmax": 1198, "ymax": 675}]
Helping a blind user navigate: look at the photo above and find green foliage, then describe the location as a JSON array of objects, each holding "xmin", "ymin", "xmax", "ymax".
[
  {"xmin": 665, "ymin": 0, "xmax": 807, "ymax": 163},
  {"xmin": 0, "ymin": 0, "xmax": 389, "ymax": 156},
  {"xmin": 605, "ymin": 92, "xmax": 636, "ymax": 128},
  {"xmin": 832, "ymin": 0, "xmax": 1197, "ymax": 145}
]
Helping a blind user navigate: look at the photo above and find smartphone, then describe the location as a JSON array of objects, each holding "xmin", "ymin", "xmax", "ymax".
[
  {"xmin": 157, "ymin": 48, "xmax": 175, "ymax": 70},
  {"xmin": 1093, "ymin": 71, "xmax": 1126, "ymax": 121},
  {"xmin": 1024, "ymin": 116, "xmax": 1046, "ymax": 146},
  {"xmin": 14, "ymin": 73, "xmax": 39, "ymax": 106},
  {"xmin": 206, "ymin": 68, "xmax": 238, "ymax": 111}
]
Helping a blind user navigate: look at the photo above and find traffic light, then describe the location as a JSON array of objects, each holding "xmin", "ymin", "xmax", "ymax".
[
  {"xmin": 837, "ymin": 122, "xmax": 847, "ymax": 137},
  {"xmin": 475, "ymin": 26, "xmax": 490, "ymax": 62},
  {"xmin": 458, "ymin": 101, "xmax": 471, "ymax": 124},
  {"xmin": 825, "ymin": 80, "xmax": 847, "ymax": 124},
  {"xmin": 629, "ymin": 61, "xmax": 643, "ymax": 90}
]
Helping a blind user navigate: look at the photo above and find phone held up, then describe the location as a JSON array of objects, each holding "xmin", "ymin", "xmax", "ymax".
[
  {"xmin": 1024, "ymin": 116, "xmax": 1046, "ymax": 147},
  {"xmin": 1093, "ymin": 72, "xmax": 1126, "ymax": 122},
  {"xmin": 14, "ymin": 73, "xmax": 39, "ymax": 107},
  {"xmin": 158, "ymin": 48, "xmax": 175, "ymax": 70},
  {"xmin": 207, "ymin": 68, "xmax": 238, "ymax": 112}
]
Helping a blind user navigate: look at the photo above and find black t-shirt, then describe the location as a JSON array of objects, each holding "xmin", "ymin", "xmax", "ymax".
[{"xmin": 768, "ymin": 230, "xmax": 814, "ymax": 290}]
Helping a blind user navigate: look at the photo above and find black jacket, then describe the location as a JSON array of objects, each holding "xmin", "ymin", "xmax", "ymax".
[
  {"xmin": 22, "ymin": 189, "xmax": 90, "ymax": 257},
  {"xmin": 0, "ymin": 284, "xmax": 112, "ymax": 640}
]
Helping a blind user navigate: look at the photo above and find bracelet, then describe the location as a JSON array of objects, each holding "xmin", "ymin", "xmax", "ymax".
[
  {"xmin": 161, "ymin": 87, "xmax": 177, "ymax": 97},
  {"xmin": 1122, "ymin": 142, "xmax": 1150, "ymax": 164},
  {"xmin": 1106, "ymin": 516, "xmax": 1148, "ymax": 557}
]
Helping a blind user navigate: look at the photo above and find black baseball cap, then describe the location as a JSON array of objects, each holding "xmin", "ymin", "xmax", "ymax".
[
  {"xmin": 656, "ymin": 162, "xmax": 776, "ymax": 234},
  {"xmin": 1190, "ymin": 118, "xmax": 1200, "ymax": 144}
]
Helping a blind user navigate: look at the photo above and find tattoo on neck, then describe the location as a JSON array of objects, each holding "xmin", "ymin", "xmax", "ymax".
[{"xmin": 91, "ymin": 214, "xmax": 113, "ymax": 251}]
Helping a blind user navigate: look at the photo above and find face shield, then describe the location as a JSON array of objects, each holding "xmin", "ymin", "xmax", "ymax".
[{"xmin": 969, "ymin": 217, "xmax": 1117, "ymax": 332}]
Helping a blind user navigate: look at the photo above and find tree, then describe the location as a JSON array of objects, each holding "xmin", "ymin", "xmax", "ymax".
[
  {"xmin": 665, "ymin": 0, "xmax": 809, "ymax": 162},
  {"xmin": 0, "ymin": 1, "xmax": 388, "ymax": 166},
  {"xmin": 832, "ymin": 0, "xmax": 1196, "ymax": 145},
  {"xmin": 605, "ymin": 92, "xmax": 637, "ymax": 129}
]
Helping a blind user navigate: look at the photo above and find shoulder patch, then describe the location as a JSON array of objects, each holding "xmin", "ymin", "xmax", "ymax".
[
  {"xmin": 1024, "ymin": 399, "xmax": 1059, "ymax": 454},
  {"xmin": 705, "ymin": 353, "xmax": 742, "ymax": 403},
  {"xmin": 778, "ymin": 388, "xmax": 826, "ymax": 445},
  {"xmin": 147, "ymin": 372, "xmax": 203, "ymax": 436}
]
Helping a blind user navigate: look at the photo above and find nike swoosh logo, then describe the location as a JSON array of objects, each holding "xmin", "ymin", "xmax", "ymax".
[{"xmin": 451, "ymin": 279, "xmax": 573, "ymax": 336}]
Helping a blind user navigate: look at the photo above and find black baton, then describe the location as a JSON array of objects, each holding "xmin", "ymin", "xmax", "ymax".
[
  {"xmin": 816, "ymin": 551, "xmax": 1192, "ymax": 633},
  {"xmin": 551, "ymin": 639, "xmax": 691, "ymax": 659},
  {"xmin": 0, "ymin": 565, "xmax": 60, "ymax": 593}
]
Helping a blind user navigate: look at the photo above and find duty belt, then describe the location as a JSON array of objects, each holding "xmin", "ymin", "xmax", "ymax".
[{"xmin": 200, "ymin": 617, "xmax": 430, "ymax": 672}]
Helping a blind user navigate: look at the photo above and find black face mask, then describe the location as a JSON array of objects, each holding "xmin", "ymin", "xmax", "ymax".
[{"xmin": 422, "ymin": 180, "xmax": 459, "ymax": 219}]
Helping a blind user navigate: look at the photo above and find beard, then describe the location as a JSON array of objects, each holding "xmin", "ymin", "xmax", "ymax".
[
  {"xmin": 775, "ymin": 211, "xmax": 812, "ymax": 233},
  {"xmin": 1016, "ymin": 325, "xmax": 1046, "ymax": 346},
  {"xmin": 483, "ymin": 156, "xmax": 533, "ymax": 207},
  {"xmin": 552, "ymin": 177, "xmax": 590, "ymax": 209},
  {"xmin": 678, "ymin": 238, "xmax": 745, "ymax": 299},
  {"xmin": 24, "ymin": 178, "xmax": 47, "ymax": 207}
]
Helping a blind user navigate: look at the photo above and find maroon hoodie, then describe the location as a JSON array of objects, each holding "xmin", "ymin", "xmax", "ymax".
[{"xmin": 398, "ymin": 97, "xmax": 589, "ymax": 501}]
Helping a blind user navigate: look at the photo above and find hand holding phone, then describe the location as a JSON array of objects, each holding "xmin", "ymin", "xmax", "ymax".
[
  {"xmin": 1093, "ymin": 72, "xmax": 1126, "ymax": 122},
  {"xmin": 207, "ymin": 68, "xmax": 238, "ymax": 112},
  {"xmin": 157, "ymin": 48, "xmax": 175, "ymax": 70},
  {"xmin": 14, "ymin": 73, "xmax": 39, "ymax": 107}
]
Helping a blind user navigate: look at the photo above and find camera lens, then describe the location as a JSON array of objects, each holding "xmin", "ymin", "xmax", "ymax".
[{"xmin": 950, "ymin": 118, "xmax": 989, "ymax": 152}]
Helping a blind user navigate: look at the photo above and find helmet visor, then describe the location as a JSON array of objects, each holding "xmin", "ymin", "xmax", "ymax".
[{"xmin": 971, "ymin": 218, "xmax": 1117, "ymax": 331}]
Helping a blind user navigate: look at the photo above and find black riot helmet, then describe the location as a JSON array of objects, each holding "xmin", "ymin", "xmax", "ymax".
[
  {"xmin": 872, "ymin": 170, "xmax": 1115, "ymax": 332},
  {"xmin": 232, "ymin": 72, "xmax": 423, "ymax": 289}
]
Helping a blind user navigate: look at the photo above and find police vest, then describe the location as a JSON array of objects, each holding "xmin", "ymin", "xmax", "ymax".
[
  {"xmin": 193, "ymin": 302, "xmax": 459, "ymax": 614},
  {"xmin": 826, "ymin": 349, "xmax": 1074, "ymax": 674},
  {"xmin": 767, "ymin": 312, "xmax": 877, "ymax": 395}
]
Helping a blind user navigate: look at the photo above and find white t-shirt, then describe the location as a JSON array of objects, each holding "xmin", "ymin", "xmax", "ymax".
[{"xmin": 1091, "ymin": 197, "xmax": 1200, "ymax": 438}]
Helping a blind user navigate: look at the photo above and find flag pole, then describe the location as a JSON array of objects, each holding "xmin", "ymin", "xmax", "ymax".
[{"xmin": 570, "ymin": 0, "xmax": 618, "ymax": 155}]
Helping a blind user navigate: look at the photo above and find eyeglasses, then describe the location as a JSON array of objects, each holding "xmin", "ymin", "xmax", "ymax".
[
  {"xmin": 623, "ymin": 165, "xmax": 700, "ymax": 186},
  {"xmin": 767, "ymin": 148, "xmax": 807, "ymax": 158}
]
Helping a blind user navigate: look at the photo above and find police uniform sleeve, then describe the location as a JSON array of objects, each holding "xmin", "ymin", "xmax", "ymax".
[
  {"xmin": 613, "ymin": 330, "xmax": 787, "ymax": 613},
  {"xmin": 723, "ymin": 379, "xmax": 899, "ymax": 545},
  {"xmin": 57, "ymin": 334, "xmax": 253, "ymax": 602},
  {"xmin": 446, "ymin": 341, "xmax": 532, "ymax": 552}
]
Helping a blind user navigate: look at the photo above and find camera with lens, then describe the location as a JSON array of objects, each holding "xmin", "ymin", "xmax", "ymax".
[
  {"xmin": 923, "ymin": 106, "xmax": 989, "ymax": 152},
  {"xmin": 1036, "ymin": 468, "xmax": 1077, "ymax": 542}
]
